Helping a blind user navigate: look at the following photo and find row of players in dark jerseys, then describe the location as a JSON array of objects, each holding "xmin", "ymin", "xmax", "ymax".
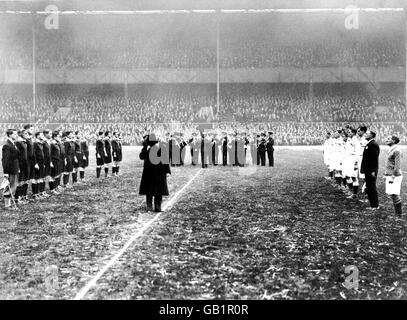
[
  {"xmin": 143, "ymin": 131, "xmax": 275, "ymax": 168},
  {"xmin": 2, "ymin": 125, "xmax": 90, "ymax": 209},
  {"xmin": 95, "ymin": 131, "xmax": 123, "ymax": 179}
]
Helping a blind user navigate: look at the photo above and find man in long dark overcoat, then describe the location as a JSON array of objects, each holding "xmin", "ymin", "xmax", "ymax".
[{"xmin": 139, "ymin": 133, "xmax": 171, "ymax": 212}]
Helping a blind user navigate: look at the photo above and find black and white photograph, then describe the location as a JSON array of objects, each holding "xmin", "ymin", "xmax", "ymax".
[{"xmin": 1, "ymin": 0, "xmax": 407, "ymax": 305}]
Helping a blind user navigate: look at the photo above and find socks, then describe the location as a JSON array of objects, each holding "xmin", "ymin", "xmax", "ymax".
[
  {"xmin": 22, "ymin": 184, "xmax": 28, "ymax": 198},
  {"xmin": 15, "ymin": 186, "xmax": 21, "ymax": 200},
  {"xmin": 352, "ymin": 185, "xmax": 358, "ymax": 195},
  {"xmin": 96, "ymin": 167, "xmax": 101, "ymax": 178},
  {"xmin": 117, "ymin": 166, "xmax": 120, "ymax": 175},
  {"xmin": 105, "ymin": 167, "xmax": 109, "ymax": 177},
  {"xmin": 63, "ymin": 174, "xmax": 69, "ymax": 185},
  {"xmin": 80, "ymin": 171, "xmax": 85, "ymax": 179},
  {"xmin": 32, "ymin": 183, "xmax": 38, "ymax": 195},
  {"xmin": 72, "ymin": 172, "xmax": 77, "ymax": 184},
  {"xmin": 49, "ymin": 181, "xmax": 54, "ymax": 191},
  {"xmin": 342, "ymin": 178, "xmax": 347, "ymax": 187}
]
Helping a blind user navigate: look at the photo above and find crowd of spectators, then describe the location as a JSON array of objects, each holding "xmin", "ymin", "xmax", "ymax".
[
  {"xmin": 1, "ymin": 84, "xmax": 406, "ymax": 124},
  {"xmin": 1, "ymin": 83, "xmax": 406, "ymax": 145},
  {"xmin": 0, "ymin": 34, "xmax": 404, "ymax": 69}
]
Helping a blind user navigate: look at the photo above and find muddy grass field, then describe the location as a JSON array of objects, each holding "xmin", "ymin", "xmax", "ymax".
[{"xmin": 0, "ymin": 146, "xmax": 407, "ymax": 300}]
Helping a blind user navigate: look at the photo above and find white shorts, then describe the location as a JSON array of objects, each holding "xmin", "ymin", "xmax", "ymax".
[
  {"xmin": 342, "ymin": 158, "xmax": 356, "ymax": 177},
  {"xmin": 385, "ymin": 176, "xmax": 403, "ymax": 195},
  {"xmin": 331, "ymin": 156, "xmax": 342, "ymax": 171}
]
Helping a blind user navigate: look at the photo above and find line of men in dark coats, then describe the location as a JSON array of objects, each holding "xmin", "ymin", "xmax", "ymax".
[
  {"xmin": 156, "ymin": 131, "xmax": 275, "ymax": 168},
  {"xmin": 95, "ymin": 131, "xmax": 123, "ymax": 179},
  {"xmin": 1, "ymin": 125, "xmax": 90, "ymax": 210}
]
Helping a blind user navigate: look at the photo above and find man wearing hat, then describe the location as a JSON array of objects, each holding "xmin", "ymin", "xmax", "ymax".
[
  {"xmin": 139, "ymin": 133, "xmax": 171, "ymax": 212},
  {"xmin": 258, "ymin": 133, "xmax": 267, "ymax": 167},
  {"xmin": 266, "ymin": 132, "xmax": 275, "ymax": 167},
  {"xmin": 221, "ymin": 132, "xmax": 229, "ymax": 166}
]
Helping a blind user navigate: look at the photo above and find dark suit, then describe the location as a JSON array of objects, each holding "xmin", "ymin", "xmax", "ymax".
[
  {"xmin": 222, "ymin": 137, "xmax": 228, "ymax": 166},
  {"xmin": 266, "ymin": 137, "xmax": 275, "ymax": 167},
  {"xmin": 139, "ymin": 140, "xmax": 171, "ymax": 211},
  {"xmin": 258, "ymin": 138, "xmax": 266, "ymax": 166},
  {"xmin": 361, "ymin": 139, "xmax": 380, "ymax": 208}
]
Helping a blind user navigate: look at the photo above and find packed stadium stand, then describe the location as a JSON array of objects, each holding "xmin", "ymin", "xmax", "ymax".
[{"xmin": 1, "ymin": 3, "xmax": 406, "ymax": 146}]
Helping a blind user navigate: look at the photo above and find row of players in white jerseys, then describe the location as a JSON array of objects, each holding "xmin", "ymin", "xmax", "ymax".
[
  {"xmin": 323, "ymin": 126, "xmax": 367, "ymax": 198},
  {"xmin": 323, "ymin": 125, "xmax": 404, "ymax": 217}
]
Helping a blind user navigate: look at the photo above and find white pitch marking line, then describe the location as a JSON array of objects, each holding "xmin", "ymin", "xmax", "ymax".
[{"xmin": 73, "ymin": 168, "xmax": 203, "ymax": 300}]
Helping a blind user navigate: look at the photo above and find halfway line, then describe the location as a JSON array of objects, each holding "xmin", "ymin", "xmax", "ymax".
[{"xmin": 73, "ymin": 168, "xmax": 203, "ymax": 300}]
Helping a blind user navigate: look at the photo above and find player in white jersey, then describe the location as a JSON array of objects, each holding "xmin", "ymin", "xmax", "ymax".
[
  {"xmin": 342, "ymin": 128, "xmax": 358, "ymax": 195},
  {"xmin": 331, "ymin": 130, "xmax": 345, "ymax": 187}
]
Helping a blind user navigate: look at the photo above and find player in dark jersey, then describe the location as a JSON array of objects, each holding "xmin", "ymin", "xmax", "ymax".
[
  {"xmin": 63, "ymin": 131, "xmax": 75, "ymax": 188},
  {"xmin": 104, "ymin": 131, "xmax": 112, "ymax": 178},
  {"xmin": 72, "ymin": 132, "xmax": 82, "ymax": 185},
  {"xmin": 96, "ymin": 131, "xmax": 105, "ymax": 179},
  {"xmin": 15, "ymin": 130, "xmax": 29, "ymax": 204},
  {"xmin": 42, "ymin": 130, "xmax": 52, "ymax": 197},
  {"xmin": 50, "ymin": 131, "xmax": 61, "ymax": 194},
  {"xmin": 57, "ymin": 130, "xmax": 66, "ymax": 191},
  {"xmin": 111, "ymin": 132, "xmax": 122, "ymax": 176},
  {"xmin": 23, "ymin": 124, "xmax": 37, "ymax": 200},
  {"xmin": 79, "ymin": 131, "xmax": 89, "ymax": 181},
  {"xmin": 33, "ymin": 131, "xmax": 45, "ymax": 200}
]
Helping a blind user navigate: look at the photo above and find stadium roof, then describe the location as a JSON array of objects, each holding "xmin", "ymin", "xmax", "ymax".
[{"xmin": 0, "ymin": 0, "xmax": 406, "ymax": 11}]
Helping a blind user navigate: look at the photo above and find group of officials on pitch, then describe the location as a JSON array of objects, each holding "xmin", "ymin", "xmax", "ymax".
[
  {"xmin": 324, "ymin": 125, "xmax": 403, "ymax": 217},
  {"xmin": 138, "ymin": 131, "xmax": 275, "ymax": 213},
  {"xmin": 145, "ymin": 131, "xmax": 275, "ymax": 168}
]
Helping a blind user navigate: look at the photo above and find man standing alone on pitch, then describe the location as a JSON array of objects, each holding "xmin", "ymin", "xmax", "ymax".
[
  {"xmin": 360, "ymin": 130, "xmax": 380, "ymax": 210},
  {"xmin": 139, "ymin": 133, "xmax": 171, "ymax": 212}
]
